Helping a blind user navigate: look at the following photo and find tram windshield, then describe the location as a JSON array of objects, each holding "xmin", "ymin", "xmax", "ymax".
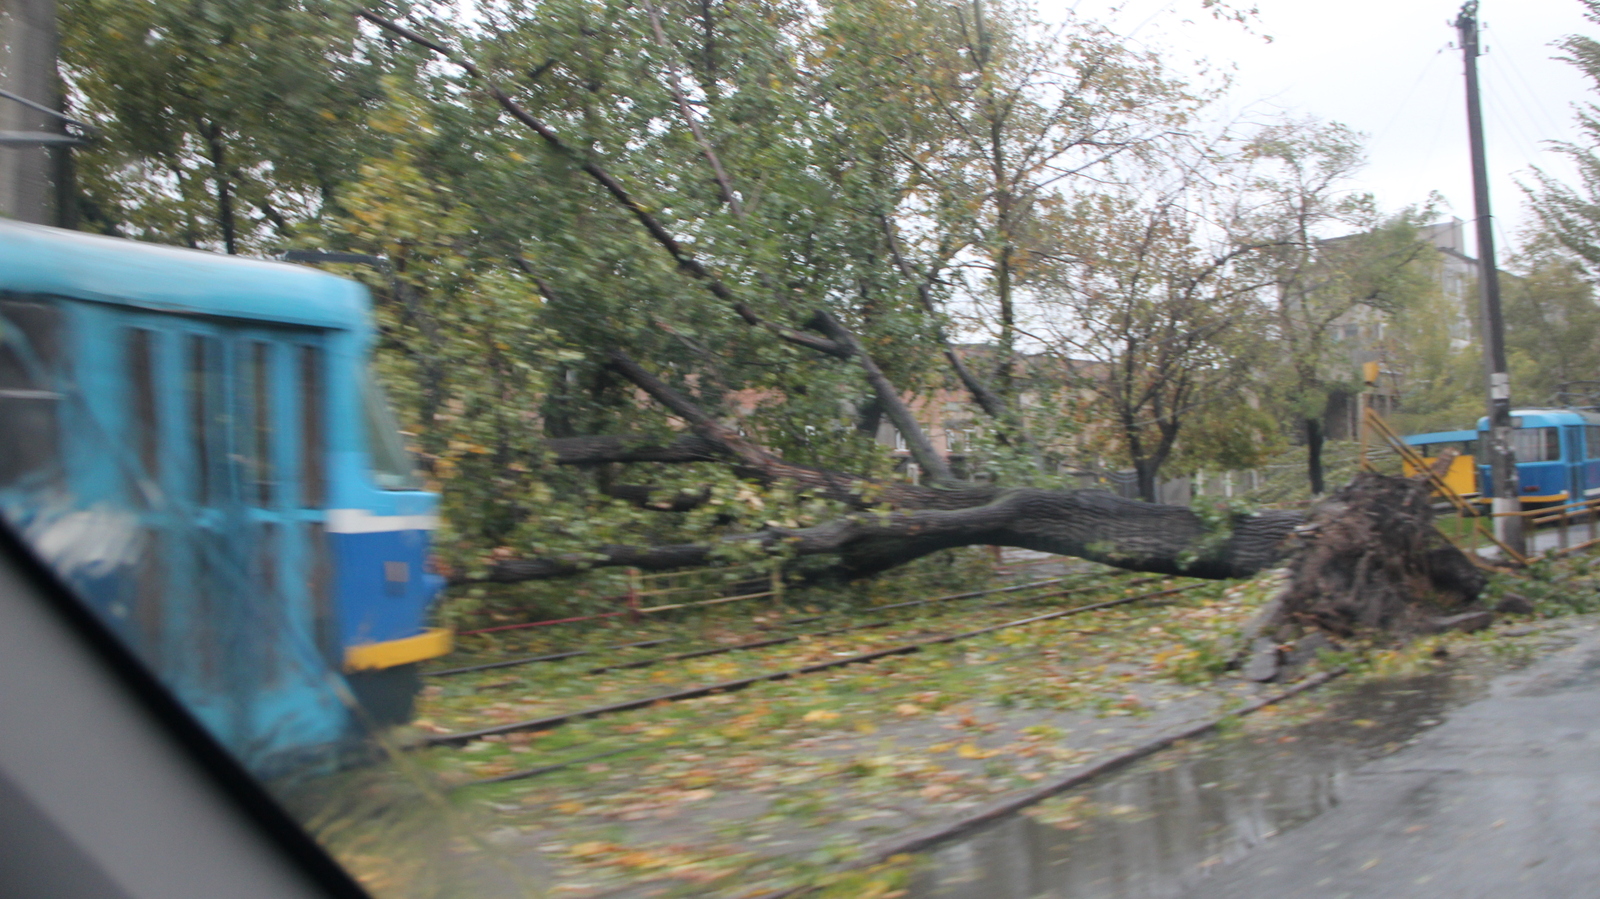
[{"xmin": 362, "ymin": 371, "xmax": 424, "ymax": 491}]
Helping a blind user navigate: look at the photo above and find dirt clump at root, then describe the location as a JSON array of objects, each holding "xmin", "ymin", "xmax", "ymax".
[{"xmin": 1240, "ymin": 472, "xmax": 1491, "ymax": 681}]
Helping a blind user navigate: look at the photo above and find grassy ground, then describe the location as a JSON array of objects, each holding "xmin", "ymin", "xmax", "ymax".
[
  {"xmin": 295, "ymin": 537, "xmax": 1600, "ymax": 899},
  {"xmin": 302, "ymin": 557, "xmax": 1308, "ymax": 898}
]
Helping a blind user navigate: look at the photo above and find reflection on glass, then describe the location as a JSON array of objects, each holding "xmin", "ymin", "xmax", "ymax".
[
  {"xmin": 1513, "ymin": 427, "xmax": 1562, "ymax": 463},
  {"xmin": 362, "ymin": 370, "xmax": 424, "ymax": 491},
  {"xmin": 0, "ymin": 298, "xmax": 62, "ymax": 487}
]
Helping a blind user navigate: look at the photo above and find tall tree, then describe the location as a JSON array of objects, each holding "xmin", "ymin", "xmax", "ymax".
[
  {"xmin": 1530, "ymin": 0, "xmax": 1600, "ymax": 276},
  {"xmin": 60, "ymin": 0, "xmax": 396, "ymax": 250},
  {"xmin": 1231, "ymin": 122, "xmax": 1433, "ymax": 494},
  {"xmin": 823, "ymin": 0, "xmax": 1193, "ymax": 445},
  {"xmin": 1034, "ymin": 162, "xmax": 1271, "ymax": 503},
  {"xmin": 1504, "ymin": 238, "xmax": 1600, "ymax": 407}
]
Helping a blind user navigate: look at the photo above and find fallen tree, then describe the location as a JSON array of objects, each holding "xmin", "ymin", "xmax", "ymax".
[
  {"xmin": 475, "ymin": 484, "xmax": 1308, "ymax": 583},
  {"xmin": 349, "ymin": 10, "xmax": 1490, "ymax": 620},
  {"xmin": 1276, "ymin": 471, "xmax": 1489, "ymax": 637},
  {"xmin": 467, "ymin": 350, "xmax": 1307, "ymax": 584},
  {"xmin": 473, "ymin": 353, "xmax": 1499, "ymax": 610}
]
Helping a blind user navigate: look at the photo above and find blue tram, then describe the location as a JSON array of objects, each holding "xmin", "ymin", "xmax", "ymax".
[
  {"xmin": 1473, "ymin": 409, "xmax": 1600, "ymax": 505},
  {"xmin": 1405, "ymin": 409, "xmax": 1600, "ymax": 507},
  {"xmin": 0, "ymin": 220, "xmax": 448, "ymax": 773}
]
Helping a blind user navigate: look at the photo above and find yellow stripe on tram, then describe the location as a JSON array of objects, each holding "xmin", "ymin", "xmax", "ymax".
[{"xmin": 344, "ymin": 627, "xmax": 453, "ymax": 671}]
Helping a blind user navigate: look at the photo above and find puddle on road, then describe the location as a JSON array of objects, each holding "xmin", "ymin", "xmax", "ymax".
[{"xmin": 908, "ymin": 669, "xmax": 1480, "ymax": 899}]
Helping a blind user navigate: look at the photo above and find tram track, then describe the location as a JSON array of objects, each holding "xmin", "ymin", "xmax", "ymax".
[
  {"xmin": 570, "ymin": 576, "xmax": 1164, "ymax": 679},
  {"xmin": 426, "ymin": 581, "xmax": 1202, "ymax": 748},
  {"xmin": 451, "ymin": 597, "xmax": 1188, "ymax": 788},
  {"xmin": 428, "ymin": 572, "xmax": 1148, "ymax": 681}
]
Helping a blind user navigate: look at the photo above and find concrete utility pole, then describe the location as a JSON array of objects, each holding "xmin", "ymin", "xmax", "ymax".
[
  {"xmin": 1, "ymin": 0, "xmax": 61, "ymax": 224},
  {"xmin": 1456, "ymin": 1, "xmax": 1525, "ymax": 557}
]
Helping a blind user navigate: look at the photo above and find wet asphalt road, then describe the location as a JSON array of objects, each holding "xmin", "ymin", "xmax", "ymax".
[{"xmin": 1180, "ymin": 624, "xmax": 1600, "ymax": 899}]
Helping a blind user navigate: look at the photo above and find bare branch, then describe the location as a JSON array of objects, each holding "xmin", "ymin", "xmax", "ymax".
[{"xmin": 805, "ymin": 310, "xmax": 956, "ymax": 483}]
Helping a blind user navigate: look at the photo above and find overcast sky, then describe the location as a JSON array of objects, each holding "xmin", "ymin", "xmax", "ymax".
[{"xmin": 1042, "ymin": 0, "xmax": 1595, "ymax": 255}]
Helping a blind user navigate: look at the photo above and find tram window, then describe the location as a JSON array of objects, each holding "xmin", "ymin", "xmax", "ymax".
[
  {"xmin": 245, "ymin": 341, "xmax": 275, "ymax": 507},
  {"xmin": 128, "ymin": 329, "xmax": 159, "ymax": 481},
  {"xmin": 187, "ymin": 335, "xmax": 222, "ymax": 505},
  {"xmin": 299, "ymin": 346, "xmax": 326, "ymax": 508},
  {"xmin": 362, "ymin": 371, "xmax": 422, "ymax": 491},
  {"xmin": 1587, "ymin": 426, "xmax": 1600, "ymax": 460},
  {"xmin": 0, "ymin": 298, "xmax": 62, "ymax": 487},
  {"xmin": 1511, "ymin": 427, "xmax": 1562, "ymax": 462}
]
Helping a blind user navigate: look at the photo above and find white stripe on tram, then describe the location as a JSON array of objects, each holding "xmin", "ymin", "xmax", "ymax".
[{"xmin": 324, "ymin": 509, "xmax": 439, "ymax": 534}]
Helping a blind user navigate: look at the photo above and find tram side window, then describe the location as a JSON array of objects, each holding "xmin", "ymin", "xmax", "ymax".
[
  {"xmin": 1587, "ymin": 426, "xmax": 1600, "ymax": 460},
  {"xmin": 299, "ymin": 346, "xmax": 326, "ymax": 508},
  {"xmin": 187, "ymin": 335, "xmax": 223, "ymax": 505},
  {"xmin": 242, "ymin": 341, "xmax": 274, "ymax": 507},
  {"xmin": 1511, "ymin": 427, "xmax": 1562, "ymax": 463},
  {"xmin": 1418, "ymin": 440, "xmax": 1470, "ymax": 458},
  {"xmin": 128, "ymin": 328, "xmax": 159, "ymax": 482},
  {"xmin": 0, "ymin": 298, "xmax": 63, "ymax": 487}
]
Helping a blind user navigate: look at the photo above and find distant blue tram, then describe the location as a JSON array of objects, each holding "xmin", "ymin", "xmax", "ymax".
[
  {"xmin": 1404, "ymin": 409, "xmax": 1600, "ymax": 507},
  {"xmin": 0, "ymin": 220, "xmax": 448, "ymax": 773},
  {"xmin": 1474, "ymin": 409, "xmax": 1600, "ymax": 506}
]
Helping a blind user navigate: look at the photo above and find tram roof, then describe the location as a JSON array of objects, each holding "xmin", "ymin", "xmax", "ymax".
[
  {"xmin": 0, "ymin": 220, "xmax": 368, "ymax": 330},
  {"xmin": 1402, "ymin": 430, "xmax": 1477, "ymax": 444},
  {"xmin": 1473, "ymin": 409, "xmax": 1600, "ymax": 429}
]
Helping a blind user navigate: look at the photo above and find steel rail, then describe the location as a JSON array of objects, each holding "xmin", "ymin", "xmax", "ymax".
[
  {"xmin": 451, "ymin": 612, "xmax": 1169, "ymax": 788},
  {"xmin": 426, "ymin": 574, "xmax": 1095, "ymax": 679},
  {"xmin": 573, "ymin": 576, "xmax": 1164, "ymax": 679},
  {"xmin": 427, "ymin": 638, "xmax": 673, "ymax": 677},
  {"xmin": 426, "ymin": 583, "xmax": 1202, "ymax": 747}
]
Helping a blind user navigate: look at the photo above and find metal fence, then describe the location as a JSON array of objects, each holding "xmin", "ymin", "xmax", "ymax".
[{"xmin": 458, "ymin": 560, "xmax": 785, "ymax": 636}]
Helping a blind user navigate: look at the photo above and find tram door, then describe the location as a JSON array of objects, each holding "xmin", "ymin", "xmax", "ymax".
[{"xmin": 100, "ymin": 311, "xmax": 347, "ymax": 768}]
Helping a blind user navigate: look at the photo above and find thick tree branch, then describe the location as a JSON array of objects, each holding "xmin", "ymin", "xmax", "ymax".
[
  {"xmin": 355, "ymin": 9, "xmax": 848, "ymax": 359},
  {"xmin": 805, "ymin": 311, "xmax": 956, "ymax": 483},
  {"xmin": 469, "ymin": 487, "xmax": 1305, "ymax": 584},
  {"xmin": 879, "ymin": 215, "xmax": 1012, "ymax": 424},
  {"xmin": 602, "ymin": 348, "xmax": 779, "ymax": 468},
  {"xmin": 598, "ymin": 350, "xmax": 988, "ymax": 508}
]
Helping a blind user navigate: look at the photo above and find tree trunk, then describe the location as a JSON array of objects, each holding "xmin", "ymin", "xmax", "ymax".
[
  {"xmin": 1306, "ymin": 416, "xmax": 1326, "ymax": 496},
  {"xmin": 472, "ymin": 485, "xmax": 1305, "ymax": 585},
  {"xmin": 201, "ymin": 122, "xmax": 236, "ymax": 255},
  {"xmin": 1134, "ymin": 461, "xmax": 1158, "ymax": 504}
]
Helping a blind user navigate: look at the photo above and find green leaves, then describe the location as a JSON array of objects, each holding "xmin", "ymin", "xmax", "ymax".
[{"xmin": 63, "ymin": 0, "xmax": 397, "ymax": 250}]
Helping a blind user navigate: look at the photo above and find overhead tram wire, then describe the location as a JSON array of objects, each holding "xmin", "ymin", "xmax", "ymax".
[
  {"xmin": 1480, "ymin": 79, "xmax": 1556, "ymax": 174},
  {"xmin": 1490, "ymin": 37, "xmax": 1581, "ymax": 145},
  {"xmin": 1370, "ymin": 45, "xmax": 1450, "ymax": 151}
]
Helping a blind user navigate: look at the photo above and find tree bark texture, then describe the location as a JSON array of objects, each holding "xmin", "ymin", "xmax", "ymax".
[{"xmin": 473, "ymin": 486, "xmax": 1303, "ymax": 584}]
